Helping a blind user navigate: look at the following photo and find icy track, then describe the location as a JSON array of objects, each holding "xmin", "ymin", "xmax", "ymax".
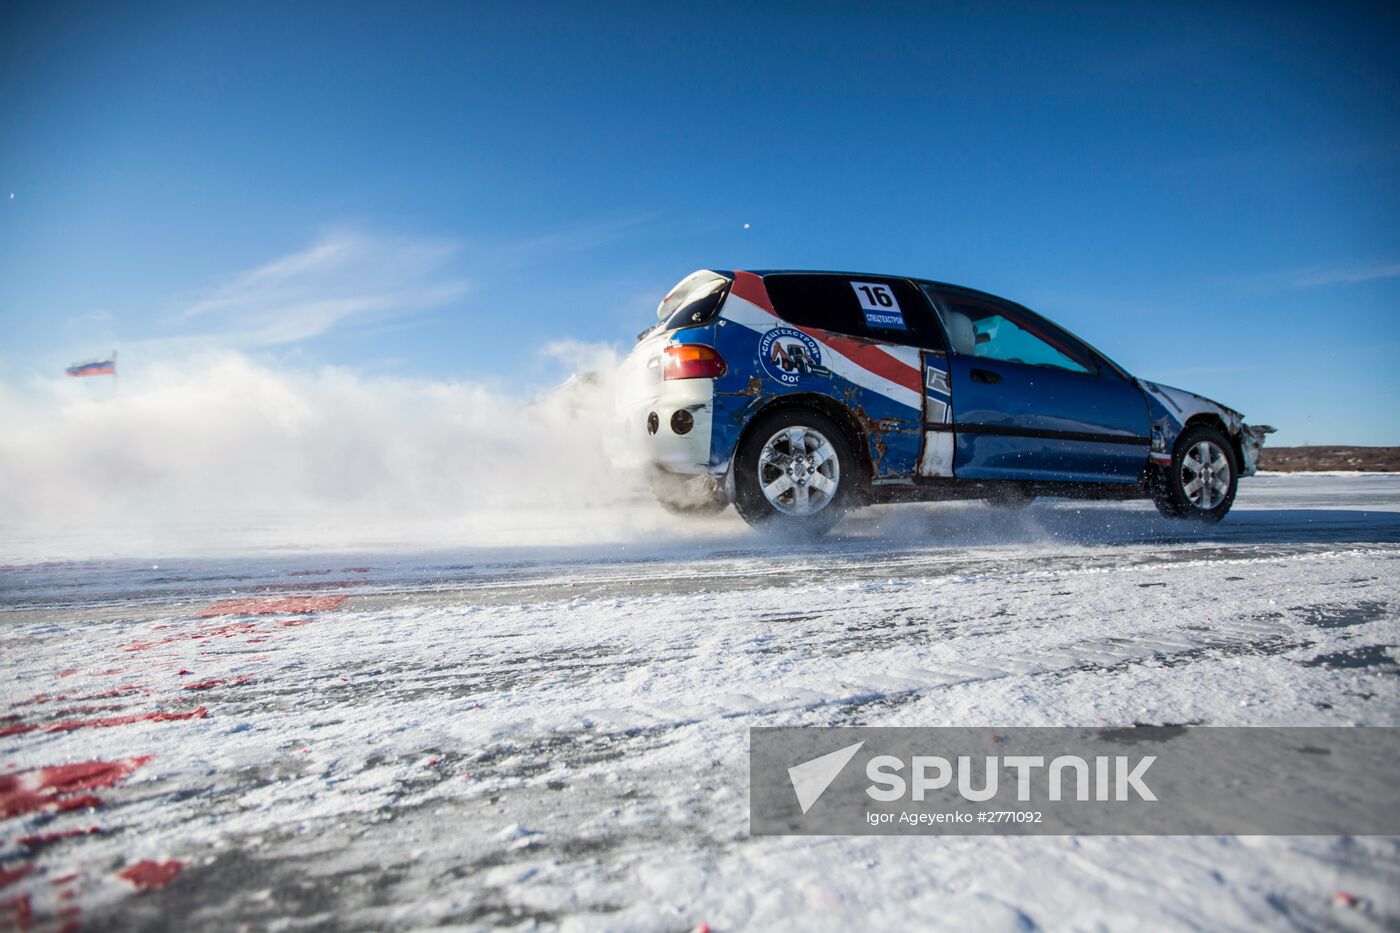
[{"xmin": 2, "ymin": 474, "xmax": 1399, "ymax": 931}]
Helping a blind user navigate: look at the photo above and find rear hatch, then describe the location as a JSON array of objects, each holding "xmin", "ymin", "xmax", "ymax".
[{"xmin": 617, "ymin": 270, "xmax": 732, "ymax": 411}]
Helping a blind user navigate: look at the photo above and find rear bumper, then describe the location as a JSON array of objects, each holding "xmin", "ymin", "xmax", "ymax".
[{"xmin": 611, "ymin": 376, "xmax": 715, "ymax": 476}]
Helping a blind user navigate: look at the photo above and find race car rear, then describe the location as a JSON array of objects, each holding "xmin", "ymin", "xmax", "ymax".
[{"xmin": 611, "ymin": 270, "xmax": 732, "ymax": 511}]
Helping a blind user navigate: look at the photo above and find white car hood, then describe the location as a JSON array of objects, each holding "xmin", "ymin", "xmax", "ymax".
[{"xmin": 1136, "ymin": 379, "xmax": 1243, "ymax": 431}]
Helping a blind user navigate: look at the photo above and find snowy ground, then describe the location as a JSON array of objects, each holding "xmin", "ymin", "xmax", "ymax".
[{"xmin": 2, "ymin": 473, "xmax": 1398, "ymax": 931}]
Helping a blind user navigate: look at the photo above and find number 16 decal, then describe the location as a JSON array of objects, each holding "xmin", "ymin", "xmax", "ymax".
[{"xmin": 850, "ymin": 281, "xmax": 906, "ymax": 330}]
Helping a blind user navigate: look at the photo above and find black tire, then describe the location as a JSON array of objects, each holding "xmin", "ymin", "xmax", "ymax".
[
  {"xmin": 1152, "ymin": 423, "xmax": 1238, "ymax": 523},
  {"xmin": 732, "ymin": 408, "xmax": 855, "ymax": 536},
  {"xmin": 648, "ymin": 468, "xmax": 729, "ymax": 515}
]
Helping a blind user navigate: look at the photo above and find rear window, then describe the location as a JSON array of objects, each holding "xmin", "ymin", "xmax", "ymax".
[
  {"xmin": 762, "ymin": 274, "xmax": 944, "ymax": 349},
  {"xmin": 657, "ymin": 270, "xmax": 732, "ymax": 331}
]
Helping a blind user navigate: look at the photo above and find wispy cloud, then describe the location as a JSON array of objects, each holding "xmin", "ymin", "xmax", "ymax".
[
  {"xmin": 1292, "ymin": 261, "xmax": 1400, "ymax": 288},
  {"xmin": 461, "ymin": 212, "xmax": 659, "ymax": 268},
  {"xmin": 1219, "ymin": 257, "xmax": 1400, "ymax": 294},
  {"xmin": 178, "ymin": 229, "xmax": 469, "ymax": 345}
]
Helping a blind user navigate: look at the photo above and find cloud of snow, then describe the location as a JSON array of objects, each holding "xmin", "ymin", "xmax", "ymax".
[{"xmin": 0, "ymin": 348, "xmax": 677, "ymax": 559}]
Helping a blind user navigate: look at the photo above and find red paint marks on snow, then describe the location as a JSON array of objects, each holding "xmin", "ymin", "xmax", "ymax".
[
  {"xmin": 5, "ymin": 707, "xmax": 206, "ymax": 736},
  {"xmin": 49, "ymin": 874, "xmax": 79, "ymax": 887},
  {"xmin": 17, "ymin": 827, "xmax": 100, "ymax": 847},
  {"xmin": 31, "ymin": 758, "xmax": 148, "ymax": 791},
  {"xmin": 0, "ymin": 864, "xmax": 33, "ymax": 890},
  {"xmin": 124, "ymin": 620, "xmax": 262, "ymax": 652},
  {"xmin": 11, "ymin": 686, "xmax": 150, "ymax": 711},
  {"xmin": 198, "ymin": 622, "xmax": 259, "ymax": 637},
  {"xmin": 56, "ymin": 669, "xmax": 79, "ymax": 678},
  {"xmin": 278, "ymin": 617, "xmax": 315, "ymax": 628},
  {"xmin": 183, "ymin": 676, "xmax": 251, "ymax": 691},
  {"xmin": 0, "ymin": 757, "xmax": 150, "ymax": 818},
  {"xmin": 13, "ymin": 694, "xmax": 66, "ymax": 709},
  {"xmin": 199, "ymin": 595, "xmax": 347, "ymax": 617},
  {"xmin": 60, "ymin": 699, "xmax": 130, "ymax": 713},
  {"xmin": 79, "ymin": 686, "xmax": 148, "ymax": 701},
  {"xmin": 177, "ymin": 670, "xmax": 192, "ymax": 676},
  {"xmin": 1, "ymin": 892, "xmax": 32, "ymax": 931},
  {"xmin": 342, "ymin": 567, "xmax": 371, "ymax": 573},
  {"xmin": 1334, "ymin": 891, "xmax": 1360, "ymax": 908},
  {"xmin": 117, "ymin": 860, "xmax": 182, "ymax": 890},
  {"xmin": 45, "ymin": 708, "xmax": 206, "ymax": 733}
]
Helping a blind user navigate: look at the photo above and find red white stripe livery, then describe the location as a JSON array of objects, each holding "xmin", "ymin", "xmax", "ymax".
[{"xmin": 728, "ymin": 271, "xmax": 923, "ymax": 411}]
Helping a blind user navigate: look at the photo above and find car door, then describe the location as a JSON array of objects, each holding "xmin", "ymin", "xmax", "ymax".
[{"xmin": 922, "ymin": 286, "xmax": 1150, "ymax": 483}]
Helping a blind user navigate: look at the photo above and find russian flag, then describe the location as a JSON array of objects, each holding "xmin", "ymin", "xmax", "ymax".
[{"xmin": 66, "ymin": 357, "xmax": 116, "ymax": 377}]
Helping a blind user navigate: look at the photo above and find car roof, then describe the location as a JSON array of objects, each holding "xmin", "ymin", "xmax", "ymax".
[{"xmin": 738, "ymin": 269, "xmax": 1002, "ymax": 302}]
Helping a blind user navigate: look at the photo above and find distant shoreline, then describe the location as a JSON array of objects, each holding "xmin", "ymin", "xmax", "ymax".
[{"xmin": 1258, "ymin": 446, "xmax": 1400, "ymax": 473}]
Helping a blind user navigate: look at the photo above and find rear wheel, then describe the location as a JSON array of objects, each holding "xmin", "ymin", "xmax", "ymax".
[
  {"xmin": 732, "ymin": 408, "xmax": 854, "ymax": 536},
  {"xmin": 1152, "ymin": 424, "xmax": 1238, "ymax": 523}
]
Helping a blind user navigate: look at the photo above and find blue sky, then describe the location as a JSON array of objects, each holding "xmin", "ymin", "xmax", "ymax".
[{"xmin": 2, "ymin": 0, "xmax": 1397, "ymax": 445}]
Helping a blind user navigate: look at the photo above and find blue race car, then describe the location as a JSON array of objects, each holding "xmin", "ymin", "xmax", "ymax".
[{"xmin": 617, "ymin": 270, "xmax": 1273, "ymax": 533}]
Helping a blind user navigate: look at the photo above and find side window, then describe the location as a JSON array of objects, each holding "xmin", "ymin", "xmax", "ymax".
[
  {"xmin": 764, "ymin": 274, "xmax": 946, "ymax": 350},
  {"xmin": 924, "ymin": 287, "xmax": 1095, "ymax": 375}
]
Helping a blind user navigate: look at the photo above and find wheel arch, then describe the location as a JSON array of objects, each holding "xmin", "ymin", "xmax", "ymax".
[
  {"xmin": 1182, "ymin": 413, "xmax": 1243, "ymax": 468},
  {"xmin": 727, "ymin": 393, "xmax": 873, "ymax": 494}
]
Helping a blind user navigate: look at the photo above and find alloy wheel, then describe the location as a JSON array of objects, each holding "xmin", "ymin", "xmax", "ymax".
[
  {"xmin": 1181, "ymin": 440, "xmax": 1231, "ymax": 510},
  {"xmin": 757, "ymin": 425, "xmax": 841, "ymax": 516}
]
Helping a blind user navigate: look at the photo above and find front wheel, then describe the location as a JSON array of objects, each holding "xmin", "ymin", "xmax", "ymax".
[
  {"xmin": 1152, "ymin": 424, "xmax": 1238, "ymax": 523},
  {"xmin": 732, "ymin": 408, "xmax": 854, "ymax": 536}
]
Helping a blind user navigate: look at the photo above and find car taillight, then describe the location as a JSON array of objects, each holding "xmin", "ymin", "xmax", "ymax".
[{"xmin": 663, "ymin": 344, "xmax": 726, "ymax": 380}]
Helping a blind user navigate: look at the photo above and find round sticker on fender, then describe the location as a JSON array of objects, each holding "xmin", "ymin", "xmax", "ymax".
[
  {"xmin": 850, "ymin": 281, "xmax": 906, "ymax": 330},
  {"xmin": 759, "ymin": 327, "xmax": 832, "ymax": 385}
]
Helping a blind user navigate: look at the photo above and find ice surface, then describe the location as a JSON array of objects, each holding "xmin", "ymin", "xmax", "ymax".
[{"xmin": 1, "ymin": 475, "xmax": 1398, "ymax": 929}]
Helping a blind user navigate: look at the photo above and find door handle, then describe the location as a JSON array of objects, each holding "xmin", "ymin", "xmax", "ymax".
[{"xmin": 970, "ymin": 368, "xmax": 1001, "ymax": 384}]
